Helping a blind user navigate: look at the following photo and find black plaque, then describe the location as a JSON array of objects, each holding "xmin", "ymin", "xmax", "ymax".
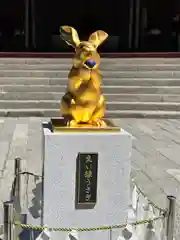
[{"xmin": 75, "ymin": 153, "xmax": 98, "ymax": 208}]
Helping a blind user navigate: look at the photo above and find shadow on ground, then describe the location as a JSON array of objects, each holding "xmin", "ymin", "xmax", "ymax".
[{"xmin": 10, "ymin": 178, "xmax": 43, "ymax": 240}]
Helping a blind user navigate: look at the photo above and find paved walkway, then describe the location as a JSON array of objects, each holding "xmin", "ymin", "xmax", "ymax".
[{"xmin": 0, "ymin": 117, "xmax": 180, "ymax": 236}]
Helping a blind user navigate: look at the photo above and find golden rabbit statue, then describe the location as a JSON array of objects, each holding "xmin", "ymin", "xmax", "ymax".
[{"xmin": 59, "ymin": 26, "xmax": 108, "ymax": 127}]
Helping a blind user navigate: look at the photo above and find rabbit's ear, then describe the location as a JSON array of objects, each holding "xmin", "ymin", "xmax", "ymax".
[
  {"xmin": 88, "ymin": 30, "xmax": 108, "ymax": 48},
  {"xmin": 59, "ymin": 26, "xmax": 80, "ymax": 48}
]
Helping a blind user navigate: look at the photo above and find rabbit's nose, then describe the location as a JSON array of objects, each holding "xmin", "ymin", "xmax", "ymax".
[{"xmin": 84, "ymin": 59, "xmax": 96, "ymax": 68}]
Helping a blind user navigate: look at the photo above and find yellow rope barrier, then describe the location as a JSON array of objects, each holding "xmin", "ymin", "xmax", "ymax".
[{"xmin": 14, "ymin": 215, "xmax": 164, "ymax": 232}]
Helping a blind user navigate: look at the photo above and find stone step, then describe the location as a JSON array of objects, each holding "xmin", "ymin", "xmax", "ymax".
[
  {"xmin": 1, "ymin": 63, "xmax": 180, "ymax": 71},
  {"xmin": 0, "ymin": 85, "xmax": 180, "ymax": 94},
  {"xmin": 1, "ymin": 100, "xmax": 180, "ymax": 111},
  {"xmin": 1, "ymin": 70, "xmax": 180, "ymax": 78},
  {"xmin": 1, "ymin": 108, "xmax": 180, "ymax": 118},
  {"xmin": 2, "ymin": 58, "xmax": 180, "ymax": 64},
  {"xmin": 0, "ymin": 77, "xmax": 179, "ymax": 86},
  {"xmin": 1, "ymin": 92, "xmax": 180, "ymax": 102}
]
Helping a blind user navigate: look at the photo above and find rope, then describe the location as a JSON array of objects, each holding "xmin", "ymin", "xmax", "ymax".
[
  {"xmin": 12, "ymin": 171, "xmax": 167, "ymax": 233},
  {"xmin": 131, "ymin": 178, "xmax": 167, "ymax": 214},
  {"xmin": 14, "ymin": 215, "xmax": 164, "ymax": 232},
  {"xmin": 15, "ymin": 171, "xmax": 42, "ymax": 179}
]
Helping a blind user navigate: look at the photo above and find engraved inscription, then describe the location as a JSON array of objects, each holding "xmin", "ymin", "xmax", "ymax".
[{"xmin": 76, "ymin": 153, "xmax": 98, "ymax": 207}]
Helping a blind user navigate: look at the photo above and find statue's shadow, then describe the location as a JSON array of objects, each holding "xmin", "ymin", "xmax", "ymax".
[
  {"xmin": 26, "ymin": 181, "xmax": 43, "ymax": 240},
  {"xmin": 29, "ymin": 182, "xmax": 42, "ymax": 219},
  {"xmin": 10, "ymin": 179, "xmax": 43, "ymax": 240}
]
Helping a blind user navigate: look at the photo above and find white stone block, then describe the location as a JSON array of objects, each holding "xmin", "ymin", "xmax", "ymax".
[{"xmin": 42, "ymin": 121, "xmax": 132, "ymax": 240}]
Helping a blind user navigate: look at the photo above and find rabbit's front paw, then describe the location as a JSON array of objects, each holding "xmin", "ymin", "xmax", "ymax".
[
  {"xmin": 67, "ymin": 120, "xmax": 78, "ymax": 127},
  {"xmin": 89, "ymin": 119, "xmax": 107, "ymax": 128}
]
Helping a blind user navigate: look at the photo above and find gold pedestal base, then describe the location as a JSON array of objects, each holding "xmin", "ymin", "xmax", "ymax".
[{"xmin": 50, "ymin": 118, "xmax": 120, "ymax": 133}]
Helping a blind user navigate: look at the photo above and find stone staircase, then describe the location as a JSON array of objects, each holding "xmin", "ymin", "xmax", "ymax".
[{"xmin": 0, "ymin": 57, "xmax": 180, "ymax": 118}]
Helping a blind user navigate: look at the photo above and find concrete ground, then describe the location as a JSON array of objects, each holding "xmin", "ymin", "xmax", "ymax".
[{"xmin": 0, "ymin": 117, "xmax": 180, "ymax": 237}]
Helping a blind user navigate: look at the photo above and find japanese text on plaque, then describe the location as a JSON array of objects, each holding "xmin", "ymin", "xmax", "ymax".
[{"xmin": 84, "ymin": 154, "xmax": 93, "ymax": 201}]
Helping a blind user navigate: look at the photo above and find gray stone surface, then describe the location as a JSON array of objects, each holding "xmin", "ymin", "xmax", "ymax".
[
  {"xmin": 1, "ymin": 57, "xmax": 180, "ymax": 118},
  {"xmin": 0, "ymin": 117, "xmax": 180, "ymax": 237},
  {"xmin": 2, "ymin": 69, "xmax": 180, "ymax": 78},
  {"xmin": 42, "ymin": 127, "xmax": 131, "ymax": 240},
  {"xmin": 1, "ymin": 57, "xmax": 180, "ymax": 64},
  {"xmin": 2, "ymin": 77, "xmax": 180, "ymax": 86},
  {"xmin": 1, "ymin": 85, "xmax": 180, "ymax": 94},
  {"xmin": 1, "ymin": 63, "xmax": 180, "ymax": 71},
  {"xmin": 1, "ymin": 109, "xmax": 180, "ymax": 119},
  {"xmin": 0, "ymin": 118, "xmax": 178, "ymax": 205},
  {"xmin": 1, "ymin": 92, "xmax": 180, "ymax": 103},
  {"xmin": 2, "ymin": 101, "xmax": 180, "ymax": 111}
]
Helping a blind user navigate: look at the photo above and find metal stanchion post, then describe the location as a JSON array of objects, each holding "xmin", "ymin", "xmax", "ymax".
[
  {"xmin": 166, "ymin": 195, "xmax": 176, "ymax": 240},
  {"xmin": 4, "ymin": 201, "xmax": 14, "ymax": 240},
  {"xmin": 13, "ymin": 158, "xmax": 21, "ymax": 199}
]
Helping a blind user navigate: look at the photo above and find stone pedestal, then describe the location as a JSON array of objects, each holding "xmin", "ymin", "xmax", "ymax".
[{"xmin": 42, "ymin": 119, "xmax": 132, "ymax": 240}]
